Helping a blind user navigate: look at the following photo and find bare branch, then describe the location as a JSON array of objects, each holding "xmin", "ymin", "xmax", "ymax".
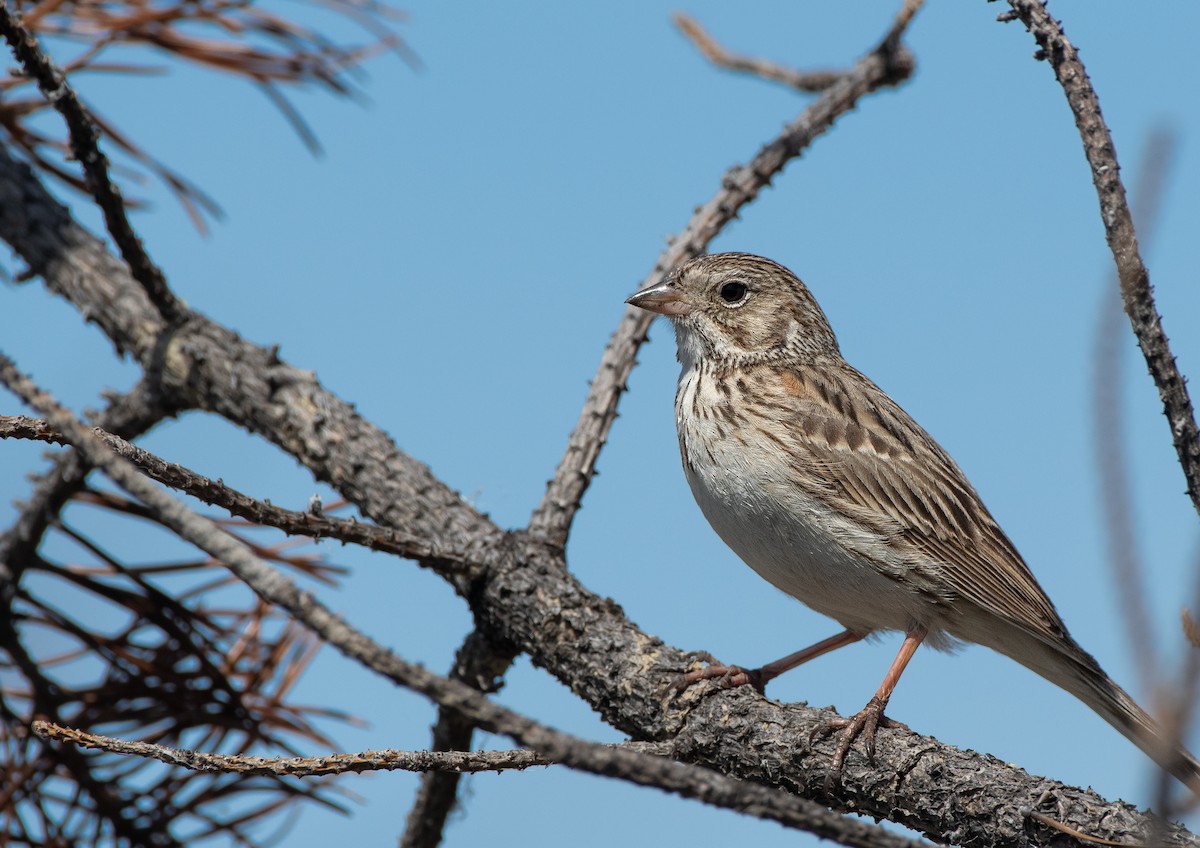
[
  {"xmin": 674, "ymin": 13, "xmax": 844, "ymax": 92},
  {"xmin": 528, "ymin": 1, "xmax": 921, "ymax": 546},
  {"xmin": 1001, "ymin": 0, "xmax": 1200, "ymax": 521},
  {"xmin": 145, "ymin": 528, "xmax": 933, "ymax": 848},
  {"xmin": 0, "ymin": 0, "xmax": 182, "ymax": 322},
  {"xmin": 34, "ymin": 721, "xmax": 557, "ymax": 776},
  {"xmin": 33, "ymin": 720, "xmax": 678, "ymax": 778},
  {"xmin": 0, "ymin": 379, "xmax": 173, "ymax": 601},
  {"xmin": 0, "ymin": 414, "xmax": 482, "ymax": 578}
]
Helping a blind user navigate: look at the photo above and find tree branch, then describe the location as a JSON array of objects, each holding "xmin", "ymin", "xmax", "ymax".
[
  {"xmin": 145, "ymin": 526, "xmax": 932, "ymax": 848},
  {"xmin": 0, "ymin": 414, "xmax": 481, "ymax": 578},
  {"xmin": 34, "ymin": 721, "xmax": 561, "ymax": 776},
  {"xmin": 0, "ymin": 0, "xmax": 182, "ymax": 322},
  {"xmin": 1000, "ymin": 0, "xmax": 1200, "ymax": 520},
  {"xmin": 675, "ymin": 13, "xmax": 845, "ymax": 92},
  {"xmin": 1091, "ymin": 129, "xmax": 1177, "ymax": 696}
]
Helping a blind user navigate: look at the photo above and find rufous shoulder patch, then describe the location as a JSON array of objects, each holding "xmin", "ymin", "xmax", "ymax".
[{"xmin": 780, "ymin": 371, "xmax": 807, "ymax": 398}]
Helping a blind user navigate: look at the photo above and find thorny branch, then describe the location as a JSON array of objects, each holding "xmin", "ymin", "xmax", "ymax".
[
  {"xmin": 0, "ymin": 414, "xmax": 482, "ymax": 578},
  {"xmin": 34, "ymin": 721, "xmax": 564, "ymax": 776},
  {"xmin": 1091, "ymin": 130, "xmax": 1177, "ymax": 697},
  {"xmin": 1001, "ymin": 0, "xmax": 1200, "ymax": 522},
  {"xmin": 0, "ymin": 0, "xmax": 180, "ymax": 321},
  {"xmin": 1002, "ymin": 0, "xmax": 1200, "ymax": 820}
]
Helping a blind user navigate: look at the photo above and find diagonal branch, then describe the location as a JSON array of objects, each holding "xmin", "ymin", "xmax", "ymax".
[
  {"xmin": 0, "ymin": 0, "xmax": 182, "ymax": 322},
  {"xmin": 1092, "ymin": 129, "xmax": 1177, "ymax": 696},
  {"xmin": 528, "ymin": 0, "xmax": 921, "ymax": 546},
  {"xmin": 1000, "ymin": 0, "xmax": 1200, "ymax": 521},
  {"xmin": 0, "ymin": 378, "xmax": 173, "ymax": 602},
  {"xmin": 0, "ymin": 414, "xmax": 481, "ymax": 579}
]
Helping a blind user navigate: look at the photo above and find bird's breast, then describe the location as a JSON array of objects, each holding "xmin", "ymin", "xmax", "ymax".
[{"xmin": 673, "ymin": 364, "xmax": 943, "ymax": 636}]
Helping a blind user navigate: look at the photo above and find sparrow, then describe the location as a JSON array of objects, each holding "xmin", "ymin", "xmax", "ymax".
[{"xmin": 626, "ymin": 251, "xmax": 1199, "ymax": 785}]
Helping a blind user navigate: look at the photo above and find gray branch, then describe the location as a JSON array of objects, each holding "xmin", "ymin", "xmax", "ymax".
[{"xmin": 1001, "ymin": 0, "xmax": 1200, "ymax": 521}]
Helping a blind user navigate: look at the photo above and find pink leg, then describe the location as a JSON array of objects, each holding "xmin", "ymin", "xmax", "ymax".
[
  {"xmin": 673, "ymin": 629, "xmax": 865, "ymax": 694},
  {"xmin": 812, "ymin": 627, "xmax": 926, "ymax": 775}
]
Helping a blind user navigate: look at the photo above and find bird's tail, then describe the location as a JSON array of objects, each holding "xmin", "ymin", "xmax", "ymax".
[{"xmin": 1018, "ymin": 634, "xmax": 1200, "ymax": 793}]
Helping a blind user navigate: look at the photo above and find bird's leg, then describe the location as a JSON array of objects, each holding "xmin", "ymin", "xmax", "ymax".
[
  {"xmin": 672, "ymin": 629, "xmax": 864, "ymax": 695},
  {"xmin": 811, "ymin": 627, "xmax": 926, "ymax": 775}
]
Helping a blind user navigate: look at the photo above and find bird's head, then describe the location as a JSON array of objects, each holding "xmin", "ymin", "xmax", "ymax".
[{"xmin": 626, "ymin": 252, "xmax": 840, "ymax": 366}]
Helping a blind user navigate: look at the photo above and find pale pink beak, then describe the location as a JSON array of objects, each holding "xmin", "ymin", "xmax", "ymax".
[{"xmin": 625, "ymin": 281, "xmax": 694, "ymax": 316}]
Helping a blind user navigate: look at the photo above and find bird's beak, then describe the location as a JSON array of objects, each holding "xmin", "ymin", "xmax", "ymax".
[{"xmin": 626, "ymin": 281, "xmax": 693, "ymax": 316}]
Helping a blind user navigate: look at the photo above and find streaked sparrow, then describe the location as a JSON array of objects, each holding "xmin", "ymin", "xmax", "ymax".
[{"xmin": 627, "ymin": 252, "xmax": 1198, "ymax": 785}]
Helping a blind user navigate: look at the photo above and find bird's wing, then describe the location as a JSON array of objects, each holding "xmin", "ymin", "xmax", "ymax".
[{"xmin": 752, "ymin": 361, "xmax": 1070, "ymax": 646}]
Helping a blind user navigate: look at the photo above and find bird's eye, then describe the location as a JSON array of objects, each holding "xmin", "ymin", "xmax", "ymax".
[{"xmin": 718, "ymin": 281, "xmax": 749, "ymax": 305}]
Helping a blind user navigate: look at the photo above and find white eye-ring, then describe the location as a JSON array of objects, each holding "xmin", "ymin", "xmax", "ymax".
[{"xmin": 718, "ymin": 281, "xmax": 749, "ymax": 307}]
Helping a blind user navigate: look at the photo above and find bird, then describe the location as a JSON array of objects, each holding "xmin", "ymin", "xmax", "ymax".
[{"xmin": 625, "ymin": 251, "xmax": 1200, "ymax": 786}]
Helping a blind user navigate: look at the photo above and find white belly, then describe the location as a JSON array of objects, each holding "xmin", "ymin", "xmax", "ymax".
[{"xmin": 676, "ymin": 367, "xmax": 945, "ymax": 638}]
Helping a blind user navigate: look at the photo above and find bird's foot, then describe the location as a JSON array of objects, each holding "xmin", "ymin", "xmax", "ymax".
[
  {"xmin": 665, "ymin": 657, "xmax": 769, "ymax": 704},
  {"xmin": 809, "ymin": 695, "xmax": 908, "ymax": 777}
]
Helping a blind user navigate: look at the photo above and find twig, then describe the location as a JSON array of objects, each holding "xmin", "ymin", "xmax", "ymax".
[
  {"xmin": 0, "ymin": 414, "xmax": 481, "ymax": 579},
  {"xmin": 529, "ymin": 0, "xmax": 922, "ymax": 545},
  {"xmin": 1001, "ymin": 0, "xmax": 1200, "ymax": 522},
  {"xmin": 0, "ymin": 0, "xmax": 182, "ymax": 323},
  {"xmin": 34, "ymin": 721, "xmax": 556, "ymax": 776},
  {"xmin": 34, "ymin": 720, "xmax": 677, "ymax": 777},
  {"xmin": 0, "ymin": 379, "xmax": 172, "ymax": 608},
  {"xmin": 674, "ymin": 13, "xmax": 844, "ymax": 92}
]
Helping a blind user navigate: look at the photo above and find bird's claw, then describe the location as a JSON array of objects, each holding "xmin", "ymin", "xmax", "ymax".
[
  {"xmin": 665, "ymin": 662, "xmax": 768, "ymax": 704},
  {"xmin": 809, "ymin": 695, "xmax": 907, "ymax": 779}
]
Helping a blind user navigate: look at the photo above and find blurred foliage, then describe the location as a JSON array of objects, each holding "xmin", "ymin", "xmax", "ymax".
[{"xmin": 0, "ymin": 0, "xmax": 411, "ymax": 227}]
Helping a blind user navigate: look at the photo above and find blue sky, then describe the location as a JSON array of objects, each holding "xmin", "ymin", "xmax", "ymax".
[{"xmin": 3, "ymin": 1, "xmax": 1200, "ymax": 845}]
